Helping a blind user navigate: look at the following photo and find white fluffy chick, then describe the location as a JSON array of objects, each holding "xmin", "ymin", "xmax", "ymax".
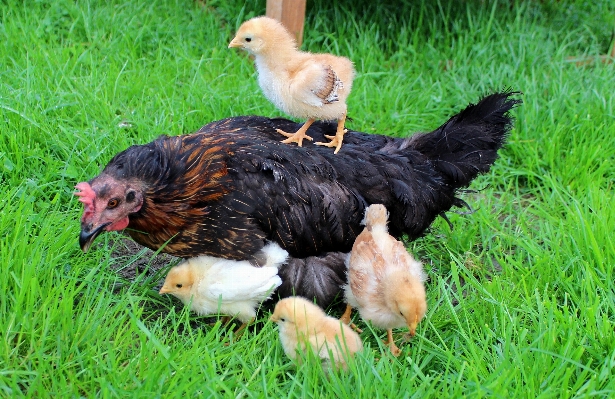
[
  {"xmin": 229, "ymin": 16, "xmax": 355, "ymax": 154},
  {"xmin": 270, "ymin": 296, "xmax": 363, "ymax": 370},
  {"xmin": 159, "ymin": 242, "xmax": 287, "ymax": 332},
  {"xmin": 343, "ymin": 204, "xmax": 427, "ymax": 356}
]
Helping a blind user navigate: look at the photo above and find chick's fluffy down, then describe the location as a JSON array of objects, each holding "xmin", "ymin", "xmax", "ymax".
[
  {"xmin": 229, "ymin": 16, "xmax": 355, "ymax": 121},
  {"xmin": 160, "ymin": 242, "xmax": 287, "ymax": 322},
  {"xmin": 270, "ymin": 296, "xmax": 363, "ymax": 369}
]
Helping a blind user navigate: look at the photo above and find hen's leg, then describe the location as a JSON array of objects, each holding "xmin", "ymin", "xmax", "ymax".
[
  {"xmin": 339, "ymin": 304, "xmax": 362, "ymax": 333},
  {"xmin": 385, "ymin": 329, "xmax": 401, "ymax": 357},
  {"xmin": 277, "ymin": 118, "xmax": 315, "ymax": 147},
  {"xmin": 315, "ymin": 112, "xmax": 347, "ymax": 154}
]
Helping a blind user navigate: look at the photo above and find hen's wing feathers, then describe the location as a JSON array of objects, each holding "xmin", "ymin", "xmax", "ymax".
[{"xmin": 225, "ymin": 128, "xmax": 364, "ymax": 257}]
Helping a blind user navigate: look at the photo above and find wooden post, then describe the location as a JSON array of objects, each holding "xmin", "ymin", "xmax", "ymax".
[{"xmin": 266, "ymin": 0, "xmax": 307, "ymax": 47}]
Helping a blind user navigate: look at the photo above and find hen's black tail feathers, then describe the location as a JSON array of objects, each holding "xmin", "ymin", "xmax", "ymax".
[{"xmin": 408, "ymin": 90, "xmax": 522, "ymax": 188}]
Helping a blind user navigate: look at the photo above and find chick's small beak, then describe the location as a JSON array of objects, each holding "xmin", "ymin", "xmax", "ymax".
[
  {"xmin": 228, "ymin": 38, "xmax": 242, "ymax": 48},
  {"xmin": 269, "ymin": 315, "xmax": 278, "ymax": 322},
  {"xmin": 407, "ymin": 314, "xmax": 420, "ymax": 337},
  {"xmin": 159, "ymin": 286, "xmax": 170, "ymax": 295},
  {"xmin": 79, "ymin": 222, "xmax": 110, "ymax": 252}
]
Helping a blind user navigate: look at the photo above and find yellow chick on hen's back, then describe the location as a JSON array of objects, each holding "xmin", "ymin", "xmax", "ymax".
[
  {"xmin": 229, "ymin": 16, "xmax": 355, "ymax": 154},
  {"xmin": 342, "ymin": 204, "xmax": 427, "ymax": 356}
]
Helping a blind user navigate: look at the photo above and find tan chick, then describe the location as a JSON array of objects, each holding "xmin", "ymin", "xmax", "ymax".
[
  {"xmin": 270, "ymin": 296, "xmax": 363, "ymax": 370},
  {"xmin": 229, "ymin": 16, "xmax": 355, "ymax": 154},
  {"xmin": 342, "ymin": 204, "xmax": 427, "ymax": 356},
  {"xmin": 159, "ymin": 242, "xmax": 287, "ymax": 333}
]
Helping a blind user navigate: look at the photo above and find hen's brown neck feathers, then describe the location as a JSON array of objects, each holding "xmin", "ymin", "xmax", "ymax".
[{"xmin": 104, "ymin": 134, "xmax": 233, "ymax": 257}]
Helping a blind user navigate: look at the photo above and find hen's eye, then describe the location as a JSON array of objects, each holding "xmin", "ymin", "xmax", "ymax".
[
  {"xmin": 107, "ymin": 198, "xmax": 120, "ymax": 209},
  {"xmin": 176, "ymin": 284, "xmax": 183, "ymax": 288},
  {"xmin": 245, "ymin": 37, "xmax": 252, "ymax": 42}
]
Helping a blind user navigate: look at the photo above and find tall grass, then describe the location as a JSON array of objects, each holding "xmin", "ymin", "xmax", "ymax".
[{"xmin": 1, "ymin": 0, "xmax": 613, "ymax": 397}]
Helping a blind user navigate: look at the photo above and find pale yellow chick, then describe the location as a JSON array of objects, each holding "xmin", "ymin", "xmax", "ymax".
[
  {"xmin": 159, "ymin": 242, "xmax": 287, "ymax": 332},
  {"xmin": 270, "ymin": 296, "xmax": 363, "ymax": 370},
  {"xmin": 229, "ymin": 16, "xmax": 355, "ymax": 154},
  {"xmin": 342, "ymin": 204, "xmax": 427, "ymax": 356}
]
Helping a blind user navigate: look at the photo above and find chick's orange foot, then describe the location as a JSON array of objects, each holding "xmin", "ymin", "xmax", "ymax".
[
  {"xmin": 385, "ymin": 329, "xmax": 402, "ymax": 357},
  {"xmin": 315, "ymin": 113, "xmax": 348, "ymax": 154},
  {"xmin": 315, "ymin": 130, "xmax": 347, "ymax": 154},
  {"xmin": 277, "ymin": 118, "xmax": 315, "ymax": 147},
  {"xmin": 277, "ymin": 129, "xmax": 314, "ymax": 146}
]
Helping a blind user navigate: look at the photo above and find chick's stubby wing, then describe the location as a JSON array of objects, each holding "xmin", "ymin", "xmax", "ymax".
[
  {"xmin": 202, "ymin": 261, "xmax": 282, "ymax": 302},
  {"xmin": 388, "ymin": 238, "xmax": 426, "ymax": 281},
  {"xmin": 288, "ymin": 53, "xmax": 354, "ymax": 107},
  {"xmin": 348, "ymin": 232, "xmax": 387, "ymax": 296}
]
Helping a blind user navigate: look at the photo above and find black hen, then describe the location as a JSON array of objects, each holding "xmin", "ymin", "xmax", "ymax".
[{"xmin": 77, "ymin": 91, "xmax": 520, "ymax": 307}]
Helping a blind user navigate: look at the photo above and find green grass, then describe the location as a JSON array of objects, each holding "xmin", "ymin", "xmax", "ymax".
[{"xmin": 1, "ymin": 0, "xmax": 614, "ymax": 397}]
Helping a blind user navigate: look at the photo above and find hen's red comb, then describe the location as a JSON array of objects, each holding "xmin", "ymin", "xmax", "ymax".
[{"xmin": 75, "ymin": 182, "xmax": 96, "ymax": 221}]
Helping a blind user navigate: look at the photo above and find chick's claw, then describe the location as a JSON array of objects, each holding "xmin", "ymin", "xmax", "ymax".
[
  {"xmin": 315, "ymin": 131, "xmax": 346, "ymax": 154},
  {"xmin": 389, "ymin": 343, "xmax": 402, "ymax": 357},
  {"xmin": 349, "ymin": 323, "xmax": 363, "ymax": 333},
  {"xmin": 278, "ymin": 129, "xmax": 314, "ymax": 147}
]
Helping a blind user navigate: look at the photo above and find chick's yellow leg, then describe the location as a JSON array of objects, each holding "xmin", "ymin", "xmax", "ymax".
[
  {"xmin": 233, "ymin": 318, "xmax": 253, "ymax": 337},
  {"xmin": 222, "ymin": 318, "xmax": 254, "ymax": 346},
  {"xmin": 315, "ymin": 112, "xmax": 347, "ymax": 154},
  {"xmin": 385, "ymin": 329, "xmax": 401, "ymax": 357},
  {"xmin": 277, "ymin": 118, "xmax": 315, "ymax": 147},
  {"xmin": 340, "ymin": 304, "xmax": 353, "ymax": 325},
  {"xmin": 339, "ymin": 304, "xmax": 363, "ymax": 333}
]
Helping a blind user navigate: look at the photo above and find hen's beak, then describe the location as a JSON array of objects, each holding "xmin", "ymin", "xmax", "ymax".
[
  {"xmin": 228, "ymin": 38, "xmax": 242, "ymax": 48},
  {"xmin": 79, "ymin": 222, "xmax": 110, "ymax": 252}
]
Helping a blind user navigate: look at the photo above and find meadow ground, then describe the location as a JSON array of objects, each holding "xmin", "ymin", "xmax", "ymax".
[{"xmin": 1, "ymin": 0, "xmax": 614, "ymax": 397}]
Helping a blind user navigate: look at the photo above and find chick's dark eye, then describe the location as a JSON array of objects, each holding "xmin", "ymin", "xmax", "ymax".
[
  {"xmin": 245, "ymin": 37, "xmax": 252, "ymax": 42},
  {"xmin": 176, "ymin": 284, "xmax": 183, "ymax": 288},
  {"xmin": 279, "ymin": 317, "xmax": 285, "ymax": 322},
  {"xmin": 126, "ymin": 191, "xmax": 135, "ymax": 202},
  {"xmin": 107, "ymin": 198, "xmax": 120, "ymax": 209}
]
